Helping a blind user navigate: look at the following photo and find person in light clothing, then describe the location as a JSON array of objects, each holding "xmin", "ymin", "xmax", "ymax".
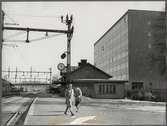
[
  {"xmin": 64, "ymin": 84, "xmax": 75, "ymax": 116},
  {"xmin": 74, "ymin": 87, "xmax": 82, "ymax": 112}
]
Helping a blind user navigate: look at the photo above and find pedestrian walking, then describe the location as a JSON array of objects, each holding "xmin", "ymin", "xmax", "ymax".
[
  {"xmin": 74, "ymin": 87, "xmax": 82, "ymax": 112},
  {"xmin": 64, "ymin": 84, "xmax": 75, "ymax": 116}
]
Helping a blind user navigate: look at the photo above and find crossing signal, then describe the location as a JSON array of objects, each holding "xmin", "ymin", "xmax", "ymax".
[{"xmin": 61, "ymin": 53, "xmax": 66, "ymax": 59}]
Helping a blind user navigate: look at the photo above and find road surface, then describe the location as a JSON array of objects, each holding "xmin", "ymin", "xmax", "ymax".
[{"xmin": 24, "ymin": 96, "xmax": 165, "ymax": 125}]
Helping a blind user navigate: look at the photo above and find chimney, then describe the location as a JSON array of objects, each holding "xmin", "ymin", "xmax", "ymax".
[{"xmin": 78, "ymin": 59, "xmax": 87, "ymax": 67}]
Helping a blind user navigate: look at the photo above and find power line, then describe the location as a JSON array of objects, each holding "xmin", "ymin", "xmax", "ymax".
[
  {"xmin": 30, "ymin": 33, "xmax": 64, "ymax": 42},
  {"xmin": 3, "ymin": 27, "xmax": 69, "ymax": 34},
  {"xmin": 7, "ymin": 13, "xmax": 61, "ymax": 19},
  {"xmin": 4, "ymin": 31, "xmax": 26, "ymax": 39},
  {"xmin": 3, "ymin": 43, "xmax": 18, "ymax": 48},
  {"xmin": 3, "ymin": 33, "xmax": 65, "ymax": 43},
  {"xmin": 4, "ymin": 23, "xmax": 19, "ymax": 26},
  {"xmin": 4, "ymin": 12, "xmax": 18, "ymax": 24},
  {"xmin": 3, "ymin": 39, "xmax": 27, "ymax": 43}
]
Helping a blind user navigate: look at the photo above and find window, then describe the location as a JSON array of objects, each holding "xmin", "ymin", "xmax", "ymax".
[
  {"xmin": 124, "ymin": 16, "xmax": 128, "ymax": 23},
  {"xmin": 101, "ymin": 46, "xmax": 104, "ymax": 51},
  {"xmin": 99, "ymin": 85, "xmax": 102, "ymax": 94},
  {"xmin": 113, "ymin": 85, "xmax": 116, "ymax": 93},
  {"xmin": 102, "ymin": 85, "xmax": 105, "ymax": 94},
  {"xmin": 132, "ymin": 82, "xmax": 144, "ymax": 90},
  {"xmin": 111, "ymin": 57, "xmax": 113, "ymax": 63},
  {"xmin": 148, "ymin": 44, "xmax": 152, "ymax": 49},
  {"xmin": 147, "ymin": 32, "xmax": 152, "ymax": 37},
  {"xmin": 109, "ymin": 85, "xmax": 116, "ymax": 94},
  {"xmin": 147, "ymin": 21, "xmax": 151, "ymax": 25},
  {"xmin": 106, "ymin": 85, "xmax": 109, "ymax": 94}
]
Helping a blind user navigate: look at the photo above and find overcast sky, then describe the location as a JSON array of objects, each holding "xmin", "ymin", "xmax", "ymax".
[{"xmin": 2, "ymin": 1, "xmax": 165, "ymax": 76}]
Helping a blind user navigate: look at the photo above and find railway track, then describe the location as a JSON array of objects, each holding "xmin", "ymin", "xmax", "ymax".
[{"xmin": 2, "ymin": 97, "xmax": 35, "ymax": 126}]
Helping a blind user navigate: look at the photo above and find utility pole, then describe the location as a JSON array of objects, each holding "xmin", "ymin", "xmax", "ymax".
[
  {"xmin": 60, "ymin": 14, "xmax": 74, "ymax": 85},
  {"xmin": 8, "ymin": 67, "xmax": 10, "ymax": 78},
  {"xmin": 15, "ymin": 67, "xmax": 17, "ymax": 83},
  {"xmin": 49, "ymin": 68, "xmax": 52, "ymax": 84},
  {"xmin": 30, "ymin": 67, "xmax": 32, "ymax": 83},
  {"xmin": 0, "ymin": 9, "xmax": 5, "ymax": 126},
  {"xmin": 65, "ymin": 14, "xmax": 74, "ymax": 84},
  {"xmin": 1, "ymin": 11, "xmax": 4, "ymax": 45}
]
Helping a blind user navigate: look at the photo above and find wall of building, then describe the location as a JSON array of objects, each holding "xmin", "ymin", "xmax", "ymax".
[
  {"xmin": 73, "ymin": 83, "xmax": 95, "ymax": 97},
  {"xmin": 94, "ymin": 12, "xmax": 129, "ymax": 80},
  {"xmin": 128, "ymin": 10, "xmax": 166, "ymax": 90},
  {"xmin": 93, "ymin": 83, "xmax": 125, "ymax": 98},
  {"xmin": 94, "ymin": 10, "xmax": 166, "ymax": 93}
]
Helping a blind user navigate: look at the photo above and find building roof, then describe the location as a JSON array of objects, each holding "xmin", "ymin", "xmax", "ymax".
[
  {"xmin": 70, "ymin": 62, "xmax": 112, "ymax": 78},
  {"xmin": 94, "ymin": 9, "xmax": 164, "ymax": 46},
  {"xmin": 53, "ymin": 79, "xmax": 128, "ymax": 84},
  {"xmin": 71, "ymin": 79, "xmax": 128, "ymax": 84}
]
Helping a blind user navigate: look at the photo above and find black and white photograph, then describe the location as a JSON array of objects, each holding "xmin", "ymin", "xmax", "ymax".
[{"xmin": 1, "ymin": 1, "xmax": 166, "ymax": 125}]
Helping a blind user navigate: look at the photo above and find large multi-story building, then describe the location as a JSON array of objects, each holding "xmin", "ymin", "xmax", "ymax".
[{"xmin": 94, "ymin": 10, "xmax": 166, "ymax": 91}]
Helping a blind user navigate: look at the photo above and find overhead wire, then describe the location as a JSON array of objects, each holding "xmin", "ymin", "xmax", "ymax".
[
  {"xmin": 3, "ymin": 33, "xmax": 65, "ymax": 43},
  {"xmin": 29, "ymin": 33, "xmax": 65, "ymax": 42},
  {"xmin": 3, "ymin": 13, "xmax": 68, "ymax": 44},
  {"xmin": 4, "ymin": 31, "xmax": 26, "ymax": 39},
  {"xmin": 3, "ymin": 43, "xmax": 18, "ymax": 48},
  {"xmin": 4, "ymin": 12, "xmax": 18, "ymax": 24},
  {"xmin": 7, "ymin": 13, "xmax": 61, "ymax": 19},
  {"xmin": 3, "ymin": 39, "xmax": 27, "ymax": 43}
]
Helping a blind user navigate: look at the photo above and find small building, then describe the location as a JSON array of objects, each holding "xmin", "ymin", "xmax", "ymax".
[
  {"xmin": 66, "ymin": 59, "xmax": 127, "ymax": 99},
  {"xmin": 2, "ymin": 78, "xmax": 19, "ymax": 96}
]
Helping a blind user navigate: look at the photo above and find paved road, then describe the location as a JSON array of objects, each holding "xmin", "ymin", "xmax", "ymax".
[
  {"xmin": 24, "ymin": 97, "xmax": 165, "ymax": 125},
  {"xmin": 2, "ymin": 96, "xmax": 32, "ymax": 126}
]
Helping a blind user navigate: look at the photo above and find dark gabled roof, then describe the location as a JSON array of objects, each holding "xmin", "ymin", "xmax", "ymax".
[
  {"xmin": 71, "ymin": 79, "xmax": 128, "ymax": 84},
  {"xmin": 70, "ymin": 62, "xmax": 112, "ymax": 78},
  {"xmin": 53, "ymin": 79, "xmax": 128, "ymax": 85}
]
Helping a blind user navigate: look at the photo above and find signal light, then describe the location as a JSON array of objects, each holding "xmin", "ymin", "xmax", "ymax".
[{"xmin": 61, "ymin": 53, "xmax": 66, "ymax": 59}]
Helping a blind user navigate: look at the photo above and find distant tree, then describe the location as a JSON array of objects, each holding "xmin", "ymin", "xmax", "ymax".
[{"xmin": 149, "ymin": 12, "xmax": 166, "ymax": 75}]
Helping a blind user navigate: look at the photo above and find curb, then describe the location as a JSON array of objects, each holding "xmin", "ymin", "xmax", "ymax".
[{"xmin": 5, "ymin": 98, "xmax": 35, "ymax": 126}]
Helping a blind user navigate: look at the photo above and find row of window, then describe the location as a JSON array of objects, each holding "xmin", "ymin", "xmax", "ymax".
[
  {"xmin": 132, "ymin": 82, "xmax": 144, "ymax": 90},
  {"xmin": 103, "ymin": 42, "xmax": 128, "ymax": 57},
  {"xmin": 112, "ymin": 74, "xmax": 129, "ymax": 80},
  {"xmin": 97, "ymin": 33, "xmax": 128, "ymax": 54},
  {"xmin": 94, "ymin": 26, "xmax": 128, "ymax": 55},
  {"xmin": 110, "ymin": 52, "xmax": 128, "ymax": 63},
  {"xmin": 106, "ymin": 15, "xmax": 128, "ymax": 36},
  {"xmin": 110, "ymin": 64, "xmax": 128, "ymax": 73},
  {"xmin": 99, "ymin": 84, "xmax": 116, "ymax": 94},
  {"xmin": 104, "ymin": 25, "xmax": 127, "ymax": 41},
  {"xmin": 106, "ymin": 32, "xmax": 128, "ymax": 47},
  {"xmin": 94, "ymin": 14, "xmax": 128, "ymax": 53},
  {"xmin": 107, "ymin": 68, "xmax": 128, "ymax": 78},
  {"xmin": 95, "ymin": 42, "xmax": 128, "ymax": 59},
  {"xmin": 96, "ymin": 55, "xmax": 128, "ymax": 70},
  {"xmin": 95, "ymin": 50, "xmax": 128, "ymax": 66}
]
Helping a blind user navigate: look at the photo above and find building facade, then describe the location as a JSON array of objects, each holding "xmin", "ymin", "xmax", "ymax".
[
  {"xmin": 67, "ymin": 59, "xmax": 126, "ymax": 99},
  {"xmin": 94, "ymin": 11, "xmax": 129, "ymax": 80},
  {"xmin": 94, "ymin": 10, "xmax": 166, "ymax": 95}
]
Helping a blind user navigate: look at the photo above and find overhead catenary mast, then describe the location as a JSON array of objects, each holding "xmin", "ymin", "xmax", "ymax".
[{"xmin": 2, "ymin": 11, "xmax": 74, "ymax": 86}]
